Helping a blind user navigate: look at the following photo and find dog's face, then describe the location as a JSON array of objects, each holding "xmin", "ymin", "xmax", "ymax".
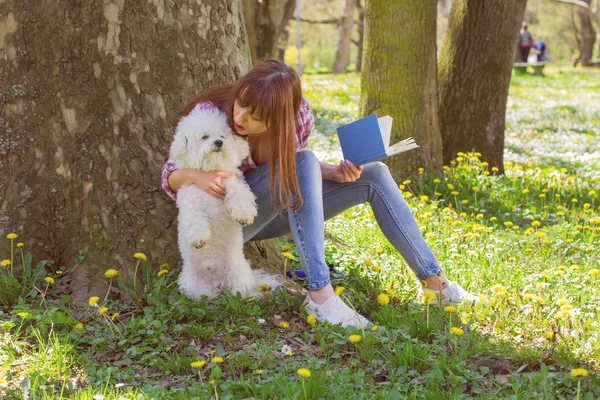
[{"xmin": 170, "ymin": 107, "xmax": 250, "ymax": 171}]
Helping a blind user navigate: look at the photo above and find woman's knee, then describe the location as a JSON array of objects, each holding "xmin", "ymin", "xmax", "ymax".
[
  {"xmin": 361, "ymin": 161, "xmax": 391, "ymax": 182},
  {"xmin": 295, "ymin": 150, "xmax": 320, "ymax": 174}
]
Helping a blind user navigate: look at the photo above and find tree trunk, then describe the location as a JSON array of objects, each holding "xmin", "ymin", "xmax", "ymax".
[
  {"xmin": 243, "ymin": 0, "xmax": 296, "ymax": 66},
  {"xmin": 333, "ymin": 0, "xmax": 356, "ymax": 74},
  {"xmin": 355, "ymin": 0, "xmax": 365, "ymax": 73},
  {"xmin": 577, "ymin": 0, "xmax": 596, "ymax": 66},
  {"xmin": 360, "ymin": 0, "xmax": 442, "ymax": 179},
  {"xmin": 438, "ymin": 0, "xmax": 527, "ymax": 173},
  {"xmin": 0, "ymin": 0, "xmax": 254, "ymax": 301}
]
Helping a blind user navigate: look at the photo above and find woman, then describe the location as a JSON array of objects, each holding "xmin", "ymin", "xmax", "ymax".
[{"xmin": 162, "ymin": 59, "xmax": 476, "ymax": 328}]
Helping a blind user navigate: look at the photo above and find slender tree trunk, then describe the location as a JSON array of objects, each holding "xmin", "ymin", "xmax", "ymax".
[
  {"xmin": 333, "ymin": 0, "xmax": 356, "ymax": 74},
  {"xmin": 243, "ymin": 0, "xmax": 296, "ymax": 66},
  {"xmin": 438, "ymin": 0, "xmax": 527, "ymax": 173},
  {"xmin": 578, "ymin": 0, "xmax": 596, "ymax": 66},
  {"xmin": 0, "ymin": 0, "xmax": 253, "ymax": 300},
  {"xmin": 360, "ymin": 0, "xmax": 442, "ymax": 179},
  {"xmin": 355, "ymin": 0, "xmax": 365, "ymax": 73}
]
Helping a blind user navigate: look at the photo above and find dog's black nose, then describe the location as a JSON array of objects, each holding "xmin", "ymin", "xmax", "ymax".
[{"xmin": 214, "ymin": 140, "xmax": 223, "ymax": 148}]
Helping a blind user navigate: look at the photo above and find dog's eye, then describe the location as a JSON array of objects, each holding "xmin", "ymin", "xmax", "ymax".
[{"xmin": 202, "ymin": 135, "xmax": 209, "ymax": 140}]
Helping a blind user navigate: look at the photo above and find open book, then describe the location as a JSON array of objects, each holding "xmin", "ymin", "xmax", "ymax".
[{"xmin": 335, "ymin": 114, "xmax": 419, "ymax": 166}]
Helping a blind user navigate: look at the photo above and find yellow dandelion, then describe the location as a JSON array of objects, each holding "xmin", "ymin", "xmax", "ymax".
[
  {"xmin": 490, "ymin": 216, "xmax": 498, "ymax": 222},
  {"xmin": 104, "ymin": 269, "xmax": 118, "ymax": 278},
  {"xmin": 503, "ymin": 221, "xmax": 513, "ymax": 227},
  {"xmin": 88, "ymin": 296, "xmax": 100, "ymax": 306},
  {"xmin": 371, "ymin": 325, "xmax": 378, "ymax": 331},
  {"xmin": 157, "ymin": 269, "xmax": 168, "ymax": 277},
  {"xmin": 281, "ymin": 244, "xmax": 292, "ymax": 251},
  {"xmin": 449, "ymin": 327, "xmax": 464, "ymax": 336},
  {"xmin": 348, "ymin": 334, "xmax": 361, "ymax": 343},
  {"xmin": 544, "ymin": 331, "xmax": 554, "ymax": 339},
  {"xmin": 377, "ymin": 293, "xmax": 390, "ymax": 306},
  {"xmin": 73, "ymin": 322, "xmax": 84, "ymax": 330},
  {"xmin": 159, "ymin": 263, "xmax": 171, "ymax": 271},
  {"xmin": 98, "ymin": 307, "xmax": 109, "ymax": 316},
  {"xmin": 279, "ymin": 321, "xmax": 289, "ymax": 329},
  {"xmin": 375, "ymin": 247, "xmax": 384, "ymax": 253},
  {"xmin": 211, "ymin": 356, "xmax": 224, "ymax": 364},
  {"xmin": 297, "ymin": 368, "xmax": 311, "ymax": 378},
  {"xmin": 556, "ymin": 298, "xmax": 570, "ymax": 306},
  {"xmin": 7, "ymin": 233, "xmax": 17, "ymax": 240},
  {"xmin": 423, "ymin": 291, "xmax": 436, "ymax": 303},
  {"xmin": 255, "ymin": 369, "xmax": 263, "ymax": 375},
  {"xmin": 306, "ymin": 314, "xmax": 317, "ymax": 325},
  {"xmin": 133, "ymin": 252, "xmax": 147, "ymax": 261},
  {"xmin": 111, "ymin": 313, "xmax": 120, "ymax": 321},
  {"xmin": 44, "ymin": 277, "xmax": 55, "ymax": 284},
  {"xmin": 16, "ymin": 242, "xmax": 24, "ymax": 248},
  {"xmin": 191, "ymin": 360, "xmax": 206, "ymax": 368},
  {"xmin": 1, "ymin": 260, "xmax": 11, "ymax": 267},
  {"xmin": 589, "ymin": 269, "xmax": 599, "ymax": 276},
  {"xmin": 444, "ymin": 305, "xmax": 457, "ymax": 313},
  {"xmin": 490, "ymin": 284, "xmax": 507, "ymax": 295},
  {"xmin": 334, "ymin": 287, "xmax": 345, "ymax": 296},
  {"xmin": 259, "ymin": 283, "xmax": 271, "ymax": 294},
  {"xmin": 570, "ymin": 368, "xmax": 588, "ymax": 377},
  {"xmin": 281, "ymin": 251, "xmax": 295, "ymax": 260}
]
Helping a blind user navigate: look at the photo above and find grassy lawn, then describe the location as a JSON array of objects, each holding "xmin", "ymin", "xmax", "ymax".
[{"xmin": 1, "ymin": 67, "xmax": 599, "ymax": 399}]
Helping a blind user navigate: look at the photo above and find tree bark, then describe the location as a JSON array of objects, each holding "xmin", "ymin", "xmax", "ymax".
[
  {"xmin": 333, "ymin": 0, "xmax": 356, "ymax": 74},
  {"xmin": 243, "ymin": 0, "xmax": 296, "ymax": 66},
  {"xmin": 578, "ymin": 0, "xmax": 596, "ymax": 66},
  {"xmin": 438, "ymin": 0, "xmax": 527, "ymax": 173},
  {"xmin": 360, "ymin": 0, "xmax": 442, "ymax": 179},
  {"xmin": 0, "ymin": 0, "xmax": 253, "ymax": 300}
]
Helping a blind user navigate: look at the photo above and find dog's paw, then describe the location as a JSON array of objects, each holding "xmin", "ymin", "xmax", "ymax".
[
  {"xmin": 236, "ymin": 217, "xmax": 255, "ymax": 227},
  {"xmin": 192, "ymin": 239, "xmax": 206, "ymax": 249}
]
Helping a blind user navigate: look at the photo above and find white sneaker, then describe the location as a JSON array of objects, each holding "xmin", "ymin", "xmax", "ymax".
[
  {"xmin": 420, "ymin": 280, "xmax": 478, "ymax": 306},
  {"xmin": 303, "ymin": 294, "xmax": 371, "ymax": 329}
]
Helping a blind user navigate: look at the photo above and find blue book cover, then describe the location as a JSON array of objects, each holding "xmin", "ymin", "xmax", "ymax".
[{"xmin": 336, "ymin": 114, "xmax": 418, "ymax": 166}]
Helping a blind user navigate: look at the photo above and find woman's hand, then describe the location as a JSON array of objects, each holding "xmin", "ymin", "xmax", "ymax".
[
  {"xmin": 183, "ymin": 169, "xmax": 238, "ymax": 199},
  {"xmin": 330, "ymin": 160, "xmax": 364, "ymax": 183}
]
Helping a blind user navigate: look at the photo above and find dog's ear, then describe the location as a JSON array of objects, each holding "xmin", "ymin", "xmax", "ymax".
[
  {"xmin": 169, "ymin": 129, "xmax": 189, "ymax": 166},
  {"xmin": 231, "ymin": 135, "xmax": 251, "ymax": 165}
]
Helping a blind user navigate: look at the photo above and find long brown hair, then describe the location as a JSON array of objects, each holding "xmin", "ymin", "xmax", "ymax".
[{"xmin": 175, "ymin": 59, "xmax": 303, "ymax": 211}]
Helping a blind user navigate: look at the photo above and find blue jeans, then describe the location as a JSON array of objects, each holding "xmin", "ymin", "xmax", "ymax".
[{"xmin": 242, "ymin": 150, "xmax": 442, "ymax": 291}]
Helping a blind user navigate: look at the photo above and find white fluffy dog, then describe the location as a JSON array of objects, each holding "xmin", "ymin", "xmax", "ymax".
[{"xmin": 170, "ymin": 106, "xmax": 281, "ymax": 299}]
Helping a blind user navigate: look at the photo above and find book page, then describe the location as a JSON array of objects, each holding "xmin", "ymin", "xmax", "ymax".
[
  {"xmin": 377, "ymin": 116, "xmax": 393, "ymax": 148},
  {"xmin": 386, "ymin": 137, "xmax": 419, "ymax": 156}
]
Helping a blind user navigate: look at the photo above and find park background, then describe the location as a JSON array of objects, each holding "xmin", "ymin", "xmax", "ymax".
[{"xmin": 0, "ymin": 0, "xmax": 599, "ymax": 398}]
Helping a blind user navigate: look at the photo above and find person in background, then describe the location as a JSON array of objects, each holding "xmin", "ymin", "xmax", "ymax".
[
  {"xmin": 518, "ymin": 22, "xmax": 534, "ymax": 63},
  {"xmin": 534, "ymin": 36, "xmax": 547, "ymax": 62}
]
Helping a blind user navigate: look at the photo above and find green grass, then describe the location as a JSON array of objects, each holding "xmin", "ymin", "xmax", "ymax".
[{"xmin": 1, "ymin": 68, "xmax": 599, "ymax": 399}]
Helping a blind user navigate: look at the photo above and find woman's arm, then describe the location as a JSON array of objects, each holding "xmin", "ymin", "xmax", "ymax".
[{"xmin": 162, "ymin": 159, "xmax": 237, "ymax": 200}]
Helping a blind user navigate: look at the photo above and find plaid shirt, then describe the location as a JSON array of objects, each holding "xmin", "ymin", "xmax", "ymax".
[{"xmin": 161, "ymin": 96, "xmax": 314, "ymax": 202}]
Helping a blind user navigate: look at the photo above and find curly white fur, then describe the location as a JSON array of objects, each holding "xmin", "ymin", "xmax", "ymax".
[{"xmin": 170, "ymin": 106, "xmax": 281, "ymax": 299}]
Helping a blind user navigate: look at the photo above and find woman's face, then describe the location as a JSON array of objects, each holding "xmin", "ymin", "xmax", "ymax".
[{"xmin": 233, "ymin": 99, "xmax": 268, "ymax": 136}]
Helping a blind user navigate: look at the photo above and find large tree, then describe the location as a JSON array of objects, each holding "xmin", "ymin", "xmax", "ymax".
[
  {"xmin": 438, "ymin": 0, "xmax": 527, "ymax": 173},
  {"xmin": 360, "ymin": 0, "xmax": 443, "ymax": 179},
  {"xmin": 0, "ymin": 0, "xmax": 254, "ymax": 300}
]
